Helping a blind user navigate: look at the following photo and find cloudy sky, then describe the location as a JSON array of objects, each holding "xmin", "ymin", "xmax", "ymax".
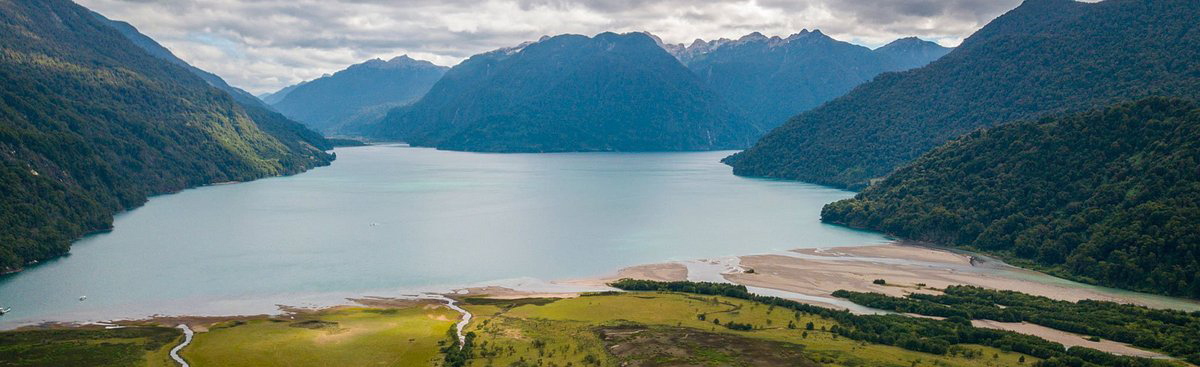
[{"xmin": 78, "ymin": 0, "xmax": 1024, "ymax": 95}]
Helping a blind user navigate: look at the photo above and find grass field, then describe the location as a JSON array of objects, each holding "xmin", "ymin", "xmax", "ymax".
[
  {"xmin": 0, "ymin": 326, "xmax": 180, "ymax": 367},
  {"xmin": 461, "ymin": 292, "xmax": 1038, "ymax": 367},
  {"xmin": 0, "ymin": 293, "xmax": 1044, "ymax": 366},
  {"xmin": 181, "ymin": 305, "xmax": 457, "ymax": 367}
]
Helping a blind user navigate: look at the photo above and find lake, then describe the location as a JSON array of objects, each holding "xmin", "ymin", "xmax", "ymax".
[{"xmin": 0, "ymin": 146, "xmax": 891, "ymax": 327}]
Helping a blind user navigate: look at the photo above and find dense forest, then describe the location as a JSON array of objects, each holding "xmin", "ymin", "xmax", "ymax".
[
  {"xmin": 610, "ymin": 280, "xmax": 1173, "ymax": 367},
  {"xmin": 367, "ymin": 32, "xmax": 760, "ymax": 152},
  {"xmin": 270, "ymin": 55, "xmax": 447, "ymax": 134},
  {"xmin": 833, "ymin": 286, "xmax": 1200, "ymax": 363},
  {"xmin": 0, "ymin": 0, "xmax": 332, "ymax": 272},
  {"xmin": 681, "ymin": 31, "xmax": 948, "ymax": 129},
  {"xmin": 725, "ymin": 0, "xmax": 1200, "ymax": 189},
  {"xmin": 822, "ymin": 98, "xmax": 1200, "ymax": 298}
]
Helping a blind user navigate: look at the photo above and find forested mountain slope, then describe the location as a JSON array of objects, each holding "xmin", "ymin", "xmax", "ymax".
[
  {"xmin": 270, "ymin": 56, "xmax": 447, "ymax": 133},
  {"xmin": 682, "ymin": 31, "xmax": 948, "ymax": 129},
  {"xmin": 368, "ymin": 32, "xmax": 760, "ymax": 152},
  {"xmin": 725, "ymin": 0, "xmax": 1200, "ymax": 189},
  {"xmin": 822, "ymin": 98, "xmax": 1200, "ymax": 298},
  {"xmin": 0, "ymin": 0, "xmax": 333, "ymax": 271},
  {"xmin": 93, "ymin": 11, "xmax": 332, "ymax": 156}
]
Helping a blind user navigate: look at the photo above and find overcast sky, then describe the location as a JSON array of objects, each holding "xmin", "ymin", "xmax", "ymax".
[{"xmin": 78, "ymin": 0, "xmax": 1024, "ymax": 95}]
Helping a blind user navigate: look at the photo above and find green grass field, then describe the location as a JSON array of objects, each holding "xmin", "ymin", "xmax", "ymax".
[
  {"xmin": 0, "ymin": 326, "xmax": 180, "ymax": 367},
  {"xmin": 181, "ymin": 306, "xmax": 457, "ymax": 366},
  {"xmin": 0, "ymin": 293, "xmax": 1044, "ymax": 366},
  {"xmin": 462, "ymin": 292, "xmax": 1038, "ymax": 367}
]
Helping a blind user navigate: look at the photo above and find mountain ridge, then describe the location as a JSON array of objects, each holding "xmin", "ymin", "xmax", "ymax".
[
  {"xmin": 269, "ymin": 54, "xmax": 448, "ymax": 133},
  {"xmin": 724, "ymin": 0, "xmax": 1200, "ymax": 189},
  {"xmin": 367, "ymin": 32, "xmax": 760, "ymax": 152}
]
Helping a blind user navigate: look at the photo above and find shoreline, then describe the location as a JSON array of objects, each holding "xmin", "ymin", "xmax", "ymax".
[
  {"xmin": 10, "ymin": 243, "xmax": 1198, "ymax": 330},
  {"xmin": 7, "ymin": 243, "xmax": 1198, "ymax": 360}
]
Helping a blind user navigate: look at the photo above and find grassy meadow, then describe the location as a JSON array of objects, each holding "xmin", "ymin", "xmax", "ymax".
[
  {"xmin": 0, "ymin": 292, "xmax": 1044, "ymax": 366},
  {"xmin": 460, "ymin": 292, "xmax": 1038, "ymax": 367}
]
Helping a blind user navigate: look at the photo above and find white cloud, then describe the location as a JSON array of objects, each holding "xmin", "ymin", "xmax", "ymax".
[{"xmin": 78, "ymin": 0, "xmax": 1023, "ymax": 94}]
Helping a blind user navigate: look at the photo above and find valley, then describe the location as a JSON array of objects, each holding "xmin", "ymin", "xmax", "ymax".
[{"xmin": 2, "ymin": 0, "xmax": 1199, "ymax": 366}]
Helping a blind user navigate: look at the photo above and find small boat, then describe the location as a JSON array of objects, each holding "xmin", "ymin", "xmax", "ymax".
[
  {"xmin": 0, "ymin": 307, "xmax": 11, "ymax": 315},
  {"xmin": 79, "ymin": 296, "xmax": 87, "ymax": 301}
]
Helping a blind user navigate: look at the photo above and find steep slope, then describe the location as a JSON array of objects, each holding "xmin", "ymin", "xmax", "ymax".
[
  {"xmin": 370, "ymin": 32, "xmax": 759, "ymax": 152},
  {"xmin": 726, "ymin": 0, "xmax": 1200, "ymax": 189},
  {"xmin": 93, "ymin": 12, "xmax": 332, "ymax": 155},
  {"xmin": 822, "ymin": 98, "xmax": 1200, "ymax": 298},
  {"xmin": 93, "ymin": 13, "xmax": 264, "ymax": 110},
  {"xmin": 270, "ymin": 56, "xmax": 447, "ymax": 133},
  {"xmin": 0, "ymin": 0, "xmax": 333, "ymax": 271},
  {"xmin": 682, "ymin": 31, "xmax": 948, "ymax": 129}
]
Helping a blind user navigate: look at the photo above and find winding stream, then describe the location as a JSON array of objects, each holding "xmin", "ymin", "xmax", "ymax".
[
  {"xmin": 169, "ymin": 324, "xmax": 193, "ymax": 367},
  {"xmin": 417, "ymin": 294, "xmax": 472, "ymax": 347}
]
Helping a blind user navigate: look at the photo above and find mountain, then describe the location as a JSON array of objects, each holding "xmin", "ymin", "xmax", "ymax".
[
  {"xmin": 92, "ymin": 13, "xmax": 266, "ymax": 110},
  {"xmin": 92, "ymin": 11, "xmax": 333, "ymax": 160},
  {"xmin": 0, "ymin": 0, "xmax": 333, "ymax": 272},
  {"xmin": 822, "ymin": 97, "xmax": 1200, "ymax": 298},
  {"xmin": 270, "ymin": 56, "xmax": 448, "ymax": 133},
  {"xmin": 725, "ymin": 0, "xmax": 1200, "ymax": 189},
  {"xmin": 675, "ymin": 30, "xmax": 949, "ymax": 129},
  {"xmin": 259, "ymin": 81, "xmax": 307, "ymax": 105},
  {"xmin": 873, "ymin": 37, "xmax": 955, "ymax": 70},
  {"xmin": 368, "ymin": 32, "xmax": 760, "ymax": 152}
]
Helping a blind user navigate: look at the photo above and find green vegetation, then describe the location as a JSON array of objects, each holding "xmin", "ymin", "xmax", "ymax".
[
  {"xmin": 181, "ymin": 306, "xmax": 456, "ymax": 366},
  {"xmin": 611, "ymin": 280, "xmax": 1178, "ymax": 367},
  {"xmin": 822, "ymin": 98, "xmax": 1200, "ymax": 298},
  {"xmin": 833, "ymin": 285, "xmax": 1200, "ymax": 363},
  {"xmin": 464, "ymin": 291, "xmax": 1037, "ymax": 367},
  {"xmin": 726, "ymin": 0, "xmax": 1200, "ymax": 189},
  {"xmin": 369, "ymin": 32, "xmax": 760, "ymax": 152},
  {"xmin": 597, "ymin": 324, "xmax": 818, "ymax": 366},
  {"xmin": 0, "ymin": 326, "xmax": 180, "ymax": 367},
  {"xmin": 0, "ymin": 0, "xmax": 331, "ymax": 271}
]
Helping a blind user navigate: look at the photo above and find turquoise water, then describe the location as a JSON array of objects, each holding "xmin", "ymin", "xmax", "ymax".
[{"xmin": 0, "ymin": 146, "xmax": 890, "ymax": 327}]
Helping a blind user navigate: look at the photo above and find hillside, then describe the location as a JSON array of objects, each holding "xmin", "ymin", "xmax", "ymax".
[
  {"xmin": 725, "ymin": 0, "xmax": 1200, "ymax": 189},
  {"xmin": 368, "ymin": 32, "xmax": 760, "ymax": 152},
  {"xmin": 93, "ymin": 12, "xmax": 332, "ymax": 156},
  {"xmin": 0, "ymin": 0, "xmax": 333, "ymax": 271},
  {"xmin": 681, "ymin": 31, "xmax": 949, "ymax": 129},
  {"xmin": 270, "ymin": 56, "xmax": 447, "ymax": 133},
  {"xmin": 822, "ymin": 98, "xmax": 1200, "ymax": 298}
]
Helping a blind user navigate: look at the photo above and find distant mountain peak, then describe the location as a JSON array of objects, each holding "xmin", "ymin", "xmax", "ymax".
[
  {"xmin": 874, "ymin": 37, "xmax": 952, "ymax": 65},
  {"xmin": 269, "ymin": 54, "xmax": 448, "ymax": 132},
  {"xmin": 738, "ymin": 32, "xmax": 768, "ymax": 42},
  {"xmin": 354, "ymin": 55, "xmax": 444, "ymax": 70},
  {"xmin": 388, "ymin": 54, "xmax": 415, "ymax": 63}
]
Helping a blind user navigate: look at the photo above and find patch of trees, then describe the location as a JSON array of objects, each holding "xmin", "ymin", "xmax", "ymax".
[
  {"xmin": 721, "ymin": 321, "xmax": 753, "ymax": 331},
  {"xmin": 609, "ymin": 279, "xmax": 1173, "ymax": 367},
  {"xmin": 0, "ymin": 0, "xmax": 331, "ymax": 271},
  {"xmin": 822, "ymin": 98, "xmax": 1200, "ymax": 298},
  {"xmin": 725, "ymin": 0, "xmax": 1200, "ymax": 189},
  {"xmin": 834, "ymin": 285, "xmax": 1200, "ymax": 364},
  {"xmin": 440, "ymin": 326, "xmax": 476, "ymax": 367}
]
